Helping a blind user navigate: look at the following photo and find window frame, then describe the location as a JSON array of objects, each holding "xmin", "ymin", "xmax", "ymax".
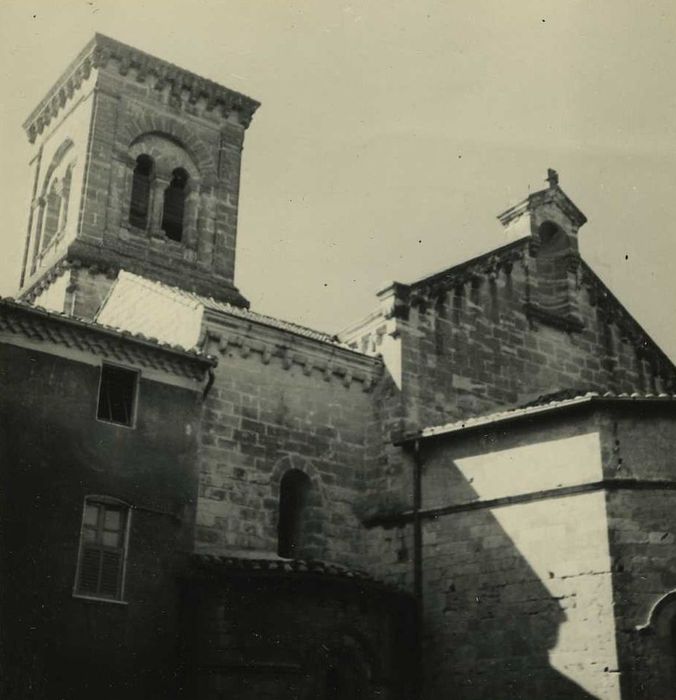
[
  {"xmin": 72, "ymin": 495, "xmax": 132, "ymax": 605},
  {"xmin": 95, "ymin": 362, "xmax": 141, "ymax": 429}
]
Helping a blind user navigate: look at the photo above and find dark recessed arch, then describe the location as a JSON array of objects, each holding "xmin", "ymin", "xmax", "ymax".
[
  {"xmin": 277, "ymin": 468, "xmax": 312, "ymax": 558},
  {"xmin": 129, "ymin": 154, "xmax": 154, "ymax": 229},
  {"xmin": 161, "ymin": 167, "xmax": 189, "ymax": 242},
  {"xmin": 537, "ymin": 220, "xmax": 569, "ymax": 256}
]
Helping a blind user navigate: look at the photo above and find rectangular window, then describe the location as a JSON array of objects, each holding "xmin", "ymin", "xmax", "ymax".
[
  {"xmin": 97, "ymin": 364, "xmax": 139, "ymax": 426},
  {"xmin": 74, "ymin": 499, "xmax": 130, "ymax": 601}
]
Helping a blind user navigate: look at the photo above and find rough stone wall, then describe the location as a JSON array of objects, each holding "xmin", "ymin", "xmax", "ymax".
[
  {"xmin": 30, "ymin": 266, "xmax": 118, "ymax": 320},
  {"xmin": 196, "ymin": 321, "xmax": 382, "ymax": 570},
  {"xmin": 601, "ymin": 411, "xmax": 676, "ymax": 699},
  {"xmin": 180, "ymin": 571, "xmax": 415, "ymax": 699},
  {"xmin": 367, "ymin": 414, "xmax": 627, "ymax": 700},
  {"xmin": 72, "ymin": 65, "xmax": 247, "ymax": 302},
  {"xmin": 398, "ymin": 246, "xmax": 675, "ymax": 429}
]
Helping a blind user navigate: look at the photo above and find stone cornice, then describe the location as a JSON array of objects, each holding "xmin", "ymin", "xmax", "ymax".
[
  {"xmin": 202, "ymin": 310, "xmax": 382, "ymax": 391},
  {"xmin": 406, "ymin": 238, "xmax": 529, "ymax": 304},
  {"xmin": 24, "ymin": 33, "xmax": 261, "ymax": 143},
  {"xmin": 0, "ymin": 297, "xmax": 216, "ymax": 381}
]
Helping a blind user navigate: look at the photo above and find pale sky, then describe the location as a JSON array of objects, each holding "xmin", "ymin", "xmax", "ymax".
[{"xmin": 1, "ymin": 0, "xmax": 675, "ymax": 360}]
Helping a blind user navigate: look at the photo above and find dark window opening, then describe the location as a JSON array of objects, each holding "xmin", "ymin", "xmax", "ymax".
[
  {"xmin": 161, "ymin": 167, "xmax": 188, "ymax": 242},
  {"xmin": 538, "ymin": 221, "xmax": 568, "ymax": 255},
  {"xmin": 97, "ymin": 365, "xmax": 138, "ymax": 426},
  {"xmin": 277, "ymin": 469, "xmax": 311, "ymax": 558},
  {"xmin": 129, "ymin": 154, "xmax": 154, "ymax": 229},
  {"xmin": 325, "ymin": 666, "xmax": 346, "ymax": 700},
  {"xmin": 75, "ymin": 499, "xmax": 128, "ymax": 600}
]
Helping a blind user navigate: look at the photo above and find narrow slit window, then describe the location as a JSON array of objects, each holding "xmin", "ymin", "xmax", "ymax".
[
  {"xmin": 161, "ymin": 167, "xmax": 188, "ymax": 242},
  {"xmin": 75, "ymin": 498, "xmax": 130, "ymax": 601},
  {"xmin": 129, "ymin": 154, "xmax": 154, "ymax": 229},
  {"xmin": 97, "ymin": 365, "xmax": 139, "ymax": 427},
  {"xmin": 277, "ymin": 470, "xmax": 311, "ymax": 558}
]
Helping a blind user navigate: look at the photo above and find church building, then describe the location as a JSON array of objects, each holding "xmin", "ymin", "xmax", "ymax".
[{"xmin": 1, "ymin": 34, "xmax": 675, "ymax": 699}]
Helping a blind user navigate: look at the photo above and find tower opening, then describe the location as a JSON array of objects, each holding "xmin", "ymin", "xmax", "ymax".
[
  {"xmin": 277, "ymin": 469, "xmax": 311, "ymax": 558},
  {"xmin": 162, "ymin": 167, "xmax": 189, "ymax": 242},
  {"xmin": 129, "ymin": 154, "xmax": 154, "ymax": 229}
]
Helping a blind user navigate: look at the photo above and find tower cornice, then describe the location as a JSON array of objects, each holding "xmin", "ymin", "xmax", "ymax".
[{"xmin": 23, "ymin": 33, "xmax": 261, "ymax": 143}]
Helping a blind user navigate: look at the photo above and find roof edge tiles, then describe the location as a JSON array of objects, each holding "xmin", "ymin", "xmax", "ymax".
[
  {"xmin": 0, "ymin": 297, "xmax": 217, "ymax": 370},
  {"xmin": 395, "ymin": 391, "xmax": 676, "ymax": 445},
  {"xmin": 114, "ymin": 270, "xmax": 374, "ymax": 355},
  {"xmin": 189, "ymin": 554, "xmax": 409, "ymax": 595}
]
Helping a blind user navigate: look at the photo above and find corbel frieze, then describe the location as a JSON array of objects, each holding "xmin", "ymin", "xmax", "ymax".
[
  {"xmin": 25, "ymin": 35, "xmax": 260, "ymax": 144},
  {"xmin": 203, "ymin": 327, "xmax": 381, "ymax": 391}
]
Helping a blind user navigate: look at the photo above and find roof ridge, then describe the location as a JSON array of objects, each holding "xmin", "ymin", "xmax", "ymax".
[{"xmin": 117, "ymin": 269, "xmax": 359, "ymax": 350}]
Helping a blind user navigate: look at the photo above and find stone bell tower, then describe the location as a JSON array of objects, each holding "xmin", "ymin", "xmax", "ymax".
[{"xmin": 18, "ymin": 34, "xmax": 260, "ymax": 318}]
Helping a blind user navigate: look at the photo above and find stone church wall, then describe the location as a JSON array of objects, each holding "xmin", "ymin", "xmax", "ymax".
[
  {"xmin": 180, "ymin": 565, "xmax": 415, "ymax": 699},
  {"xmin": 196, "ymin": 321, "xmax": 382, "ymax": 570},
  {"xmin": 398, "ymin": 247, "xmax": 675, "ymax": 429},
  {"xmin": 601, "ymin": 412, "xmax": 676, "ymax": 700}
]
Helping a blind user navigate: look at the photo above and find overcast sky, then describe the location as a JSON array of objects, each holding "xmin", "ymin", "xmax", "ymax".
[{"xmin": 1, "ymin": 0, "xmax": 674, "ymax": 359}]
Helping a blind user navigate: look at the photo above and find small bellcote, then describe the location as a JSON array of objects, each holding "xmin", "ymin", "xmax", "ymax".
[
  {"xmin": 498, "ymin": 170, "xmax": 589, "ymax": 330},
  {"xmin": 497, "ymin": 168, "xmax": 587, "ymax": 256}
]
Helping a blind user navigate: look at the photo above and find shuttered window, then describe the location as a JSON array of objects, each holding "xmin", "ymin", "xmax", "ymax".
[{"xmin": 75, "ymin": 499, "xmax": 130, "ymax": 601}]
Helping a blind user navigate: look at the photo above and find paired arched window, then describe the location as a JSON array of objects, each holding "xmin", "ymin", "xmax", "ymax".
[
  {"xmin": 277, "ymin": 469, "xmax": 311, "ymax": 558},
  {"xmin": 126, "ymin": 133, "xmax": 196, "ymax": 243}
]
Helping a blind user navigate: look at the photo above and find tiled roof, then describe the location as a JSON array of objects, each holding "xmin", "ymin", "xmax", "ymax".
[
  {"xmin": 190, "ymin": 554, "xmax": 406, "ymax": 594},
  {"xmin": 202, "ymin": 297, "xmax": 341, "ymax": 345},
  {"xmin": 399, "ymin": 391, "xmax": 676, "ymax": 443},
  {"xmin": 0, "ymin": 297, "xmax": 216, "ymax": 377}
]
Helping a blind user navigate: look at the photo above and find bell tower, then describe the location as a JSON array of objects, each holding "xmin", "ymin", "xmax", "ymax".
[{"xmin": 18, "ymin": 34, "xmax": 259, "ymax": 317}]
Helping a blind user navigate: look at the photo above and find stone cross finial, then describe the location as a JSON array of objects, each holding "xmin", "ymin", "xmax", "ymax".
[{"xmin": 547, "ymin": 168, "xmax": 559, "ymax": 188}]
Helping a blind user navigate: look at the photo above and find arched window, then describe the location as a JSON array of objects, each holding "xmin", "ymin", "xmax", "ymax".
[
  {"xmin": 60, "ymin": 165, "xmax": 72, "ymax": 231},
  {"xmin": 161, "ymin": 167, "xmax": 189, "ymax": 242},
  {"xmin": 129, "ymin": 154, "xmax": 154, "ymax": 229},
  {"xmin": 538, "ymin": 221, "xmax": 568, "ymax": 255},
  {"xmin": 277, "ymin": 469, "xmax": 311, "ymax": 558},
  {"xmin": 42, "ymin": 181, "xmax": 62, "ymax": 249}
]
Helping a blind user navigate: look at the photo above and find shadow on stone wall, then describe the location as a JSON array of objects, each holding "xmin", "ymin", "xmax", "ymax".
[{"xmin": 419, "ymin": 456, "xmax": 606, "ymax": 700}]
